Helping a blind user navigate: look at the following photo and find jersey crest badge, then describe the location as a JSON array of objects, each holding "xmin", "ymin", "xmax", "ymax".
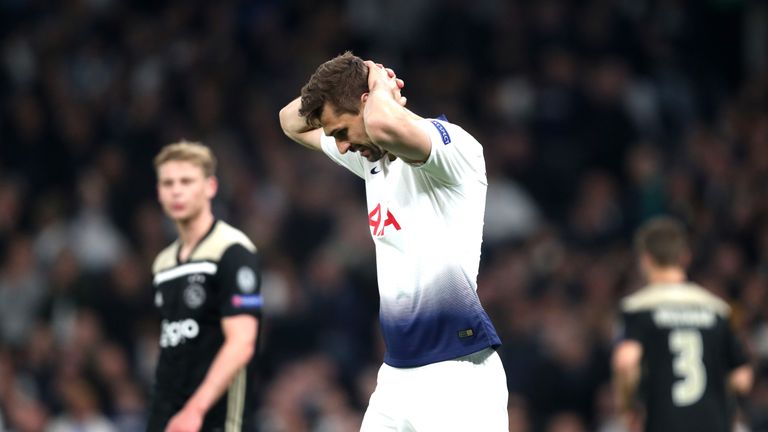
[
  {"xmin": 183, "ymin": 284, "xmax": 206, "ymax": 309},
  {"xmin": 237, "ymin": 267, "xmax": 257, "ymax": 293}
]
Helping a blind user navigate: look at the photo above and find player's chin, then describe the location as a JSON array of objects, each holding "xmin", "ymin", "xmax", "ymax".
[
  {"xmin": 168, "ymin": 208, "xmax": 192, "ymax": 222},
  {"xmin": 365, "ymin": 150, "xmax": 385, "ymax": 162}
]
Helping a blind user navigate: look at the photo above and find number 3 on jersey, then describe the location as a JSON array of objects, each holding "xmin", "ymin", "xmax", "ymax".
[
  {"xmin": 669, "ymin": 329, "xmax": 706, "ymax": 406},
  {"xmin": 368, "ymin": 204, "xmax": 401, "ymax": 236}
]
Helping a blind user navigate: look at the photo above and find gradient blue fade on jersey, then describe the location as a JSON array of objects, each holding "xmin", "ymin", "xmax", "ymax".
[
  {"xmin": 379, "ymin": 265, "xmax": 501, "ymax": 367},
  {"xmin": 320, "ymin": 117, "xmax": 501, "ymax": 368}
]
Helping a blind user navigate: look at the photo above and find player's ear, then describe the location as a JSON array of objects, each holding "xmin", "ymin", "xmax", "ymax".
[
  {"xmin": 206, "ymin": 175, "xmax": 218, "ymax": 199},
  {"xmin": 638, "ymin": 253, "xmax": 652, "ymax": 277},
  {"xmin": 155, "ymin": 176, "xmax": 164, "ymax": 203},
  {"xmin": 680, "ymin": 248, "xmax": 692, "ymax": 270},
  {"xmin": 361, "ymin": 92, "xmax": 369, "ymax": 104}
]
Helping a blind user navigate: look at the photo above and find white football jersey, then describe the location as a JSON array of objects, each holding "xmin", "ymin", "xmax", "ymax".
[{"xmin": 321, "ymin": 117, "xmax": 501, "ymax": 367}]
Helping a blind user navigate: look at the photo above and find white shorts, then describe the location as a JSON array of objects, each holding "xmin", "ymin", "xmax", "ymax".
[{"xmin": 360, "ymin": 348, "xmax": 509, "ymax": 432}]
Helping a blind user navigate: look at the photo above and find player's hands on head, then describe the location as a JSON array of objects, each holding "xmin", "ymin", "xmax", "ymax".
[{"xmin": 364, "ymin": 60, "xmax": 407, "ymax": 107}]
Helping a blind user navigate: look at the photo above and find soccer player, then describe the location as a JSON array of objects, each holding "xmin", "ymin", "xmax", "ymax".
[
  {"xmin": 279, "ymin": 52, "xmax": 508, "ymax": 431},
  {"xmin": 613, "ymin": 216, "xmax": 753, "ymax": 432},
  {"xmin": 148, "ymin": 141, "xmax": 262, "ymax": 432}
]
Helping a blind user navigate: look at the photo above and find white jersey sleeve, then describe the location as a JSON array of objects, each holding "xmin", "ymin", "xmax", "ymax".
[
  {"xmin": 414, "ymin": 119, "xmax": 486, "ymax": 187},
  {"xmin": 320, "ymin": 133, "xmax": 366, "ymax": 179}
]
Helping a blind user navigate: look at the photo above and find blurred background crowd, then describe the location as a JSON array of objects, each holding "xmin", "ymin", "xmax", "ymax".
[{"xmin": 1, "ymin": 0, "xmax": 768, "ymax": 431}]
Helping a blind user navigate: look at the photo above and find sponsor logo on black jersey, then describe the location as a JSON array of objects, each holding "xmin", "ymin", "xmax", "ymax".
[{"xmin": 160, "ymin": 319, "xmax": 200, "ymax": 347}]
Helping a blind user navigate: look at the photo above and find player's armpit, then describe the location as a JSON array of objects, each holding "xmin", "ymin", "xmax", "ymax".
[{"xmin": 279, "ymin": 97, "xmax": 323, "ymax": 151}]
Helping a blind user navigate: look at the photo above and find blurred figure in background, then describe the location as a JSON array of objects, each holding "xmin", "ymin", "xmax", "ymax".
[
  {"xmin": 613, "ymin": 216, "xmax": 753, "ymax": 432},
  {"xmin": 1, "ymin": 1, "xmax": 767, "ymax": 430},
  {"xmin": 148, "ymin": 142, "xmax": 262, "ymax": 432}
]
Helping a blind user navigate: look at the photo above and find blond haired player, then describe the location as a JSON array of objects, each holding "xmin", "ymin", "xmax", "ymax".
[{"xmin": 148, "ymin": 141, "xmax": 261, "ymax": 432}]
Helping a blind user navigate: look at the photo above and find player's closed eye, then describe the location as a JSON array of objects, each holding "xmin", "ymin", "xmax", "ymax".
[{"xmin": 334, "ymin": 129, "xmax": 348, "ymax": 140}]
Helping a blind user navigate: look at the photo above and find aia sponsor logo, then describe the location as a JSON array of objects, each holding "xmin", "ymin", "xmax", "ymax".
[{"xmin": 368, "ymin": 203, "xmax": 401, "ymax": 236}]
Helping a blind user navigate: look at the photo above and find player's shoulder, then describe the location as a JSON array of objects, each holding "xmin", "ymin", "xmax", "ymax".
[
  {"xmin": 417, "ymin": 117, "xmax": 478, "ymax": 148},
  {"xmin": 192, "ymin": 220, "xmax": 257, "ymax": 263},
  {"xmin": 152, "ymin": 241, "xmax": 180, "ymax": 275},
  {"xmin": 621, "ymin": 282, "xmax": 731, "ymax": 316}
]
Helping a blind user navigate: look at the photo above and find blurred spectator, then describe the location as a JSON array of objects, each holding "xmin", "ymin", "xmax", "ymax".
[
  {"xmin": 0, "ymin": 235, "xmax": 46, "ymax": 348},
  {"xmin": 69, "ymin": 171, "xmax": 127, "ymax": 274},
  {"xmin": 47, "ymin": 377, "xmax": 116, "ymax": 432},
  {"xmin": 0, "ymin": 0, "xmax": 767, "ymax": 430}
]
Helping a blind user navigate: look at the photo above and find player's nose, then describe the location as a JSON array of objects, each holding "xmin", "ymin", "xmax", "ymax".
[{"xmin": 337, "ymin": 141, "xmax": 351, "ymax": 154}]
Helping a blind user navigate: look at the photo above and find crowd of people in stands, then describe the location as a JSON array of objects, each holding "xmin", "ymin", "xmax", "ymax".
[{"xmin": 1, "ymin": 0, "xmax": 767, "ymax": 431}]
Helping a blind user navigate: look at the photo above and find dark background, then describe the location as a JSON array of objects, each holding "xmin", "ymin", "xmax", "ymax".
[{"xmin": 1, "ymin": 0, "xmax": 768, "ymax": 431}]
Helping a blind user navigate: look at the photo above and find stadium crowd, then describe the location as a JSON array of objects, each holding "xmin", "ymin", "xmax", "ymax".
[{"xmin": 1, "ymin": 0, "xmax": 768, "ymax": 431}]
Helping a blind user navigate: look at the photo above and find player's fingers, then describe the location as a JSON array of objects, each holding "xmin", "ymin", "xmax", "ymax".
[
  {"xmin": 399, "ymin": 96, "xmax": 407, "ymax": 107},
  {"xmin": 396, "ymin": 78, "xmax": 404, "ymax": 89},
  {"xmin": 363, "ymin": 60, "xmax": 378, "ymax": 72}
]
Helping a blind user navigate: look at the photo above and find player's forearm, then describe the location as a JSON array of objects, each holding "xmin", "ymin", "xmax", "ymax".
[
  {"xmin": 183, "ymin": 337, "xmax": 255, "ymax": 415},
  {"xmin": 612, "ymin": 340, "xmax": 642, "ymax": 413},
  {"xmin": 613, "ymin": 364, "xmax": 641, "ymax": 413},
  {"xmin": 363, "ymin": 89, "xmax": 425, "ymax": 161},
  {"xmin": 364, "ymin": 89, "xmax": 407, "ymax": 144}
]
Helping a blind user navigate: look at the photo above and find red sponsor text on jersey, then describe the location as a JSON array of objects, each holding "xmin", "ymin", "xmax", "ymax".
[{"xmin": 368, "ymin": 203, "xmax": 401, "ymax": 236}]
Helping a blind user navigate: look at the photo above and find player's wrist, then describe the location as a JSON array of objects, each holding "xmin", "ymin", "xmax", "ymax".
[{"xmin": 183, "ymin": 399, "xmax": 208, "ymax": 417}]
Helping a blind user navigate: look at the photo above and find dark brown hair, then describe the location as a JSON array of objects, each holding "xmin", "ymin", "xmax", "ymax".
[
  {"xmin": 634, "ymin": 216, "xmax": 689, "ymax": 267},
  {"xmin": 299, "ymin": 51, "xmax": 369, "ymax": 128}
]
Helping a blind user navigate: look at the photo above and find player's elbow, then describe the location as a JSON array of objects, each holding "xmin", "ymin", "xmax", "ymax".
[
  {"xmin": 278, "ymin": 106, "xmax": 296, "ymax": 137},
  {"xmin": 278, "ymin": 103, "xmax": 306, "ymax": 137},
  {"xmin": 729, "ymin": 365, "xmax": 754, "ymax": 395},
  {"xmin": 612, "ymin": 341, "xmax": 642, "ymax": 376}
]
